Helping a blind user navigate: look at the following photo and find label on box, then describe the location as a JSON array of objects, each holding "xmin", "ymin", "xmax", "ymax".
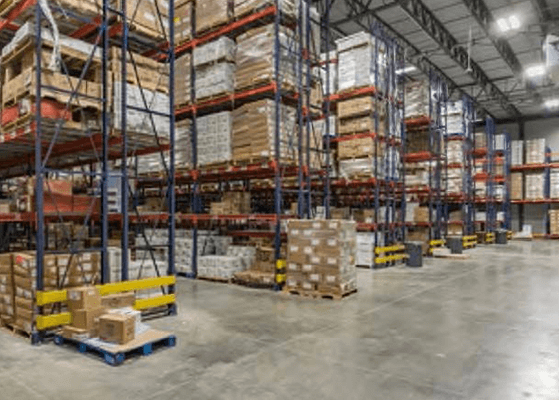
[
  {"xmin": 286, "ymin": 279, "xmax": 297, "ymax": 287},
  {"xmin": 303, "ymin": 246, "xmax": 313, "ymax": 255},
  {"xmin": 312, "ymin": 222, "xmax": 322, "ymax": 229},
  {"xmin": 302, "ymin": 264, "xmax": 313, "ymax": 272},
  {"xmin": 288, "ymin": 263, "xmax": 298, "ymax": 271},
  {"xmin": 327, "ymin": 257, "xmax": 337, "ymax": 266},
  {"xmin": 289, "ymin": 245, "xmax": 299, "ymax": 253},
  {"xmin": 328, "ymin": 222, "xmax": 339, "ymax": 230},
  {"xmin": 302, "ymin": 282, "xmax": 313, "ymax": 290},
  {"xmin": 310, "ymin": 256, "xmax": 321, "ymax": 264},
  {"xmin": 326, "ymin": 275, "xmax": 336, "ymax": 283},
  {"xmin": 303, "ymin": 229, "xmax": 313, "ymax": 237},
  {"xmin": 311, "ymin": 239, "xmax": 320, "ymax": 246},
  {"xmin": 327, "ymin": 239, "xmax": 337, "ymax": 247},
  {"xmin": 310, "ymin": 274, "xmax": 320, "ymax": 282},
  {"xmin": 290, "ymin": 229, "xmax": 300, "ymax": 236}
]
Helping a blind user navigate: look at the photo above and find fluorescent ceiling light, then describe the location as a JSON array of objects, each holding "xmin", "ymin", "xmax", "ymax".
[
  {"xmin": 525, "ymin": 64, "xmax": 546, "ymax": 78},
  {"xmin": 396, "ymin": 66, "xmax": 417, "ymax": 75},
  {"xmin": 509, "ymin": 15, "xmax": 520, "ymax": 29},
  {"xmin": 544, "ymin": 99, "xmax": 559, "ymax": 109},
  {"xmin": 497, "ymin": 18, "xmax": 510, "ymax": 32}
]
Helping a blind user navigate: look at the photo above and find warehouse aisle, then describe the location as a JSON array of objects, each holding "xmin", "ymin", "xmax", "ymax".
[{"xmin": 1, "ymin": 241, "xmax": 559, "ymax": 399}]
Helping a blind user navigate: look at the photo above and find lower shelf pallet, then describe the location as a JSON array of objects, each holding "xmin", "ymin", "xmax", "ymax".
[
  {"xmin": 53, "ymin": 329, "xmax": 176, "ymax": 366},
  {"xmin": 283, "ymin": 288, "xmax": 357, "ymax": 300}
]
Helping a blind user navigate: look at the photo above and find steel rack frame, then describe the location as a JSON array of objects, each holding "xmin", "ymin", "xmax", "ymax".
[
  {"xmin": 168, "ymin": 0, "xmax": 328, "ymax": 288},
  {"xmin": 0, "ymin": 0, "xmax": 177, "ymax": 342},
  {"xmin": 502, "ymin": 128, "xmax": 511, "ymax": 231}
]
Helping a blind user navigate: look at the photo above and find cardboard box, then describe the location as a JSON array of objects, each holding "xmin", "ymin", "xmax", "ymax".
[
  {"xmin": 67, "ymin": 286, "xmax": 102, "ymax": 312},
  {"xmin": 101, "ymin": 292, "xmax": 136, "ymax": 309},
  {"xmin": 62, "ymin": 325, "xmax": 93, "ymax": 340},
  {"xmin": 99, "ymin": 313, "xmax": 136, "ymax": 344},
  {"xmin": 72, "ymin": 307, "xmax": 106, "ymax": 333}
]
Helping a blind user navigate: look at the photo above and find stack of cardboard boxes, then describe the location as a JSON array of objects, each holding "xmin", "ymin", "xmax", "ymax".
[
  {"xmin": 285, "ymin": 220, "xmax": 357, "ymax": 297},
  {"xmin": 210, "ymin": 192, "xmax": 251, "ymax": 215},
  {"xmin": 549, "ymin": 210, "xmax": 559, "ymax": 236},
  {"xmin": 511, "ymin": 172, "xmax": 523, "ymax": 201},
  {"xmin": 0, "ymin": 253, "xmax": 13, "ymax": 323},
  {"xmin": 193, "ymin": 37, "xmax": 235, "ymax": 101}
]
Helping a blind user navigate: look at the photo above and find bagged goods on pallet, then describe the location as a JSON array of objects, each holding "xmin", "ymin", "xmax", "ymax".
[
  {"xmin": 445, "ymin": 99, "xmax": 463, "ymax": 135},
  {"xmin": 285, "ymin": 219, "xmax": 357, "ymax": 295},
  {"xmin": 196, "ymin": 0, "xmax": 233, "ymax": 33},
  {"xmin": 196, "ymin": 111, "xmax": 232, "ymax": 165},
  {"xmin": 232, "ymin": 99, "xmax": 296, "ymax": 163},
  {"xmin": 511, "ymin": 140, "xmax": 523, "ymax": 166},
  {"xmin": 197, "ymin": 248, "xmax": 254, "ymax": 280},
  {"xmin": 446, "ymin": 168, "xmax": 463, "ymax": 194},
  {"xmin": 404, "ymin": 80, "xmax": 429, "ymax": 118},
  {"xmin": 338, "ymin": 157, "xmax": 384, "ymax": 179},
  {"xmin": 525, "ymin": 138, "xmax": 546, "ymax": 165},
  {"xmin": 195, "ymin": 62, "xmax": 235, "ymax": 100},
  {"xmin": 174, "ymin": 0, "xmax": 194, "ymax": 44},
  {"xmin": 235, "ymin": 24, "xmax": 297, "ymax": 91},
  {"xmin": 511, "ymin": 172, "xmax": 523, "ymax": 200},
  {"xmin": 525, "ymin": 172, "xmax": 544, "ymax": 200},
  {"xmin": 175, "ymin": 53, "xmax": 192, "ymax": 106},
  {"xmin": 336, "ymin": 32, "xmax": 386, "ymax": 93}
]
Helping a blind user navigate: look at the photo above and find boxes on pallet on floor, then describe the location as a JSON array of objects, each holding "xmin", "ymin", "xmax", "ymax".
[
  {"xmin": 285, "ymin": 220, "xmax": 357, "ymax": 295},
  {"xmin": 0, "ymin": 253, "xmax": 13, "ymax": 321},
  {"xmin": 356, "ymin": 232, "xmax": 383, "ymax": 266}
]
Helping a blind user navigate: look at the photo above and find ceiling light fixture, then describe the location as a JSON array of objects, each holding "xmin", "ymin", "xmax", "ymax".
[
  {"xmin": 396, "ymin": 66, "xmax": 417, "ymax": 75},
  {"xmin": 525, "ymin": 64, "xmax": 546, "ymax": 78},
  {"xmin": 497, "ymin": 18, "xmax": 510, "ymax": 32},
  {"xmin": 544, "ymin": 99, "xmax": 559, "ymax": 109},
  {"xmin": 497, "ymin": 15, "xmax": 521, "ymax": 32},
  {"xmin": 509, "ymin": 15, "xmax": 520, "ymax": 30}
]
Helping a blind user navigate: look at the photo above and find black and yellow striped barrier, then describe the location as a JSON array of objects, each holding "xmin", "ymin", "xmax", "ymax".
[
  {"xmin": 485, "ymin": 232, "xmax": 495, "ymax": 243},
  {"xmin": 428, "ymin": 239, "xmax": 445, "ymax": 255},
  {"xmin": 374, "ymin": 244, "xmax": 407, "ymax": 265},
  {"xmin": 35, "ymin": 276, "xmax": 176, "ymax": 331},
  {"xmin": 463, "ymin": 235, "xmax": 477, "ymax": 249}
]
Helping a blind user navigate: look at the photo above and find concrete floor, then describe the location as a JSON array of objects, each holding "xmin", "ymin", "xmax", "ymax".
[{"xmin": 1, "ymin": 241, "xmax": 559, "ymax": 399}]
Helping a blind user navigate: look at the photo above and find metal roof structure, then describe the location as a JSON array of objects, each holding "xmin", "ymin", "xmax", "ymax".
[{"xmin": 319, "ymin": 0, "xmax": 559, "ymax": 120}]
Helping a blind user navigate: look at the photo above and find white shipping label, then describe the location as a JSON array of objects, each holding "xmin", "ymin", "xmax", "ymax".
[
  {"xmin": 327, "ymin": 257, "xmax": 337, "ymax": 265},
  {"xmin": 311, "ymin": 239, "xmax": 320, "ymax": 246},
  {"xmin": 326, "ymin": 275, "xmax": 336, "ymax": 283},
  {"xmin": 302, "ymin": 282, "xmax": 313, "ymax": 290},
  {"xmin": 310, "ymin": 256, "xmax": 321, "ymax": 264},
  {"xmin": 302, "ymin": 264, "xmax": 313, "ymax": 272},
  {"xmin": 288, "ymin": 263, "xmax": 298, "ymax": 271},
  {"xmin": 304, "ymin": 246, "xmax": 313, "ymax": 255},
  {"xmin": 328, "ymin": 222, "xmax": 339, "ymax": 229},
  {"xmin": 327, "ymin": 239, "xmax": 337, "ymax": 246},
  {"xmin": 303, "ymin": 229, "xmax": 313, "ymax": 237},
  {"xmin": 290, "ymin": 229, "xmax": 300, "ymax": 236},
  {"xmin": 312, "ymin": 222, "xmax": 322, "ymax": 229},
  {"xmin": 310, "ymin": 274, "xmax": 320, "ymax": 282},
  {"xmin": 286, "ymin": 279, "xmax": 297, "ymax": 287},
  {"xmin": 289, "ymin": 245, "xmax": 299, "ymax": 252}
]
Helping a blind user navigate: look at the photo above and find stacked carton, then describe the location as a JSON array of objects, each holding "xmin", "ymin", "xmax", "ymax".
[
  {"xmin": 285, "ymin": 220, "xmax": 357, "ymax": 296},
  {"xmin": 525, "ymin": 172, "xmax": 544, "ymax": 200},
  {"xmin": 210, "ymin": 192, "xmax": 251, "ymax": 215},
  {"xmin": 445, "ymin": 100, "xmax": 463, "ymax": 135},
  {"xmin": 232, "ymin": 99, "xmax": 296, "ymax": 163},
  {"xmin": 336, "ymin": 32, "xmax": 385, "ymax": 93},
  {"xmin": 174, "ymin": 0, "xmax": 194, "ymax": 44},
  {"xmin": 175, "ymin": 53, "xmax": 192, "ymax": 106},
  {"xmin": 193, "ymin": 37, "xmax": 236, "ymax": 101},
  {"xmin": 474, "ymin": 131, "xmax": 487, "ymax": 149},
  {"xmin": 511, "ymin": 140, "xmax": 523, "ymax": 166},
  {"xmin": 196, "ymin": 0, "xmax": 233, "ymax": 33},
  {"xmin": 525, "ymin": 139, "xmax": 546, "ymax": 164},
  {"xmin": 404, "ymin": 80, "xmax": 429, "ymax": 118},
  {"xmin": 549, "ymin": 210, "xmax": 559, "ymax": 235},
  {"xmin": 63, "ymin": 286, "xmax": 106, "ymax": 340},
  {"xmin": 235, "ymin": 24, "xmax": 297, "ymax": 91},
  {"xmin": 551, "ymin": 171, "xmax": 559, "ymax": 199},
  {"xmin": 197, "ymin": 111, "xmax": 232, "ymax": 165},
  {"xmin": 197, "ymin": 246, "xmax": 255, "ymax": 280},
  {"xmin": 511, "ymin": 172, "xmax": 523, "ymax": 200},
  {"xmin": 446, "ymin": 168, "xmax": 463, "ymax": 194},
  {"xmin": 356, "ymin": 232, "xmax": 381, "ymax": 267},
  {"xmin": 0, "ymin": 254, "xmax": 13, "ymax": 322}
]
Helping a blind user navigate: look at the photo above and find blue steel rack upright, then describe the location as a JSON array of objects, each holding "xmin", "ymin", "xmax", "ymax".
[
  {"xmin": 0, "ymin": 0, "xmax": 177, "ymax": 341},
  {"xmin": 463, "ymin": 95, "xmax": 475, "ymax": 236}
]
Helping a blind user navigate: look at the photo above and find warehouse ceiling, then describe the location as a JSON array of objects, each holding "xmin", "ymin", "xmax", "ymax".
[{"xmin": 318, "ymin": 0, "xmax": 559, "ymax": 121}]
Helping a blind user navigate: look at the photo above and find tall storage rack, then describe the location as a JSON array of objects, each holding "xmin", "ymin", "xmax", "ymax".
[
  {"xmin": 329, "ymin": 24, "xmax": 406, "ymax": 267},
  {"xmin": 0, "ymin": 0, "xmax": 176, "ymax": 341},
  {"xmin": 168, "ymin": 0, "xmax": 329, "ymax": 284},
  {"xmin": 404, "ymin": 69, "xmax": 446, "ymax": 254}
]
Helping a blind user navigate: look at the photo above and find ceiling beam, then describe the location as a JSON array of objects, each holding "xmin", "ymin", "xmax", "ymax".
[
  {"xmin": 460, "ymin": 0, "xmax": 543, "ymax": 106},
  {"xmin": 394, "ymin": 0, "xmax": 521, "ymax": 117},
  {"xmin": 331, "ymin": 0, "xmax": 495, "ymax": 118}
]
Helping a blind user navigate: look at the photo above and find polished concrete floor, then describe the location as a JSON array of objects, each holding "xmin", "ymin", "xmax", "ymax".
[{"xmin": 1, "ymin": 241, "xmax": 559, "ymax": 399}]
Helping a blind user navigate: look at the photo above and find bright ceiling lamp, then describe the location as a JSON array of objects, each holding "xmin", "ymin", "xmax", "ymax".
[
  {"xmin": 497, "ymin": 15, "xmax": 520, "ymax": 32},
  {"xmin": 544, "ymin": 99, "xmax": 559, "ymax": 109},
  {"xmin": 396, "ymin": 66, "xmax": 417, "ymax": 75},
  {"xmin": 497, "ymin": 18, "xmax": 510, "ymax": 32},
  {"xmin": 525, "ymin": 64, "xmax": 546, "ymax": 78}
]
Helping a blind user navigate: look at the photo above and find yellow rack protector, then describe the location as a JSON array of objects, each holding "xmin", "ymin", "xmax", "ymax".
[
  {"xmin": 463, "ymin": 235, "xmax": 477, "ymax": 241},
  {"xmin": 374, "ymin": 244, "xmax": 405, "ymax": 255},
  {"xmin": 36, "ymin": 312, "xmax": 72, "ymax": 331},
  {"xmin": 134, "ymin": 294, "xmax": 175, "ymax": 310},
  {"xmin": 97, "ymin": 276, "xmax": 176, "ymax": 296},
  {"xmin": 36, "ymin": 276, "xmax": 176, "ymax": 306},
  {"xmin": 429, "ymin": 239, "xmax": 445, "ymax": 246},
  {"xmin": 36, "ymin": 289, "xmax": 68, "ymax": 306},
  {"xmin": 375, "ymin": 253, "xmax": 408, "ymax": 264}
]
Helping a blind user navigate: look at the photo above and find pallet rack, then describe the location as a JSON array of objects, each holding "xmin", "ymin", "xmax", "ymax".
[
  {"xmin": 404, "ymin": 69, "xmax": 446, "ymax": 254},
  {"xmin": 0, "ymin": 0, "xmax": 176, "ymax": 341}
]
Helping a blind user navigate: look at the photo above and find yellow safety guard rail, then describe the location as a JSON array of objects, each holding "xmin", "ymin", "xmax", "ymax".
[{"xmin": 374, "ymin": 244, "xmax": 405, "ymax": 255}]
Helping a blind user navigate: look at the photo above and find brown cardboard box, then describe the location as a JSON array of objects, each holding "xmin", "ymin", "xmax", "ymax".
[
  {"xmin": 101, "ymin": 292, "xmax": 136, "ymax": 309},
  {"xmin": 62, "ymin": 325, "xmax": 92, "ymax": 340},
  {"xmin": 67, "ymin": 286, "xmax": 102, "ymax": 312},
  {"xmin": 72, "ymin": 307, "xmax": 106, "ymax": 333},
  {"xmin": 99, "ymin": 313, "xmax": 135, "ymax": 345}
]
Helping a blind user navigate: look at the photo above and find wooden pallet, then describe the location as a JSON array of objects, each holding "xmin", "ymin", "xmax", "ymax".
[
  {"xmin": 197, "ymin": 276, "xmax": 232, "ymax": 284},
  {"xmin": 195, "ymin": 17, "xmax": 232, "ymax": 37},
  {"xmin": 53, "ymin": 329, "xmax": 176, "ymax": 366},
  {"xmin": 0, "ymin": 317, "xmax": 32, "ymax": 339},
  {"xmin": 283, "ymin": 288, "xmax": 357, "ymax": 300},
  {"xmin": 196, "ymin": 91, "xmax": 234, "ymax": 104}
]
